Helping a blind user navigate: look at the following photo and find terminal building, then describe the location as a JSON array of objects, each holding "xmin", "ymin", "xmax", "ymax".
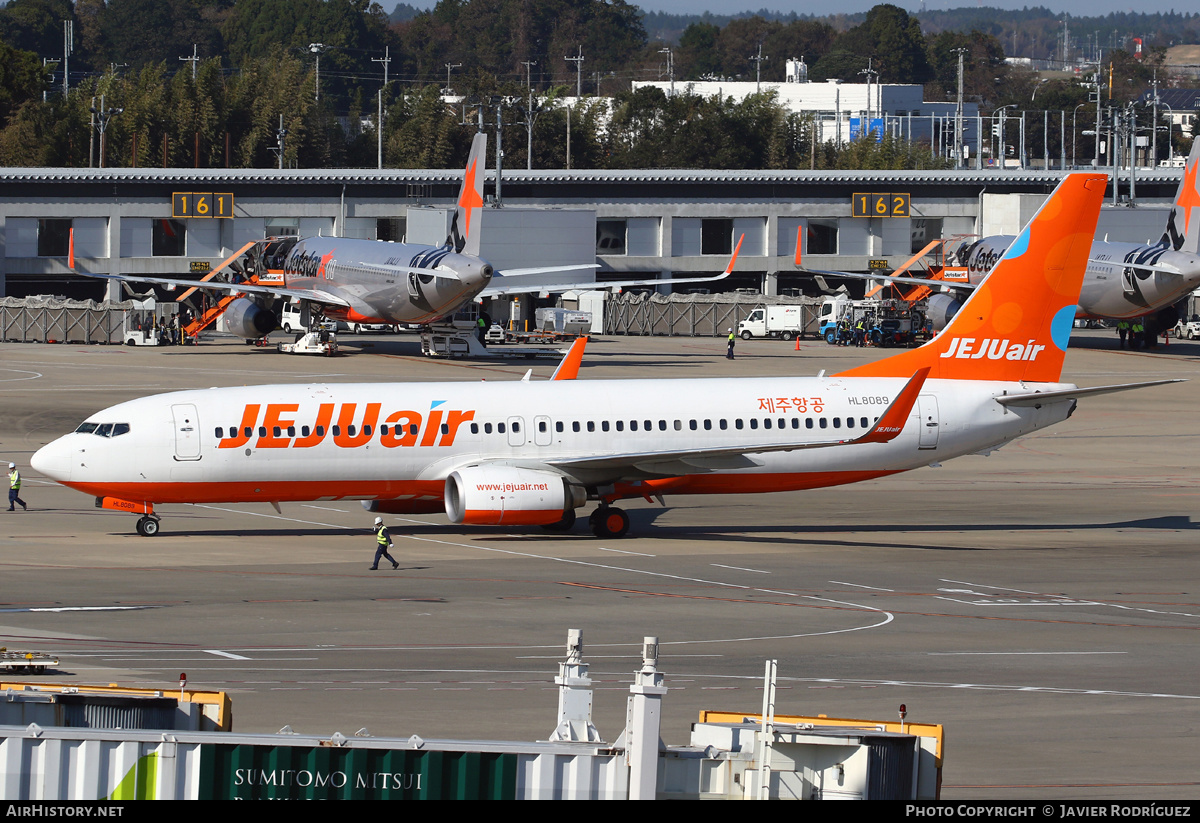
[{"xmin": 0, "ymin": 163, "xmax": 1182, "ymax": 308}]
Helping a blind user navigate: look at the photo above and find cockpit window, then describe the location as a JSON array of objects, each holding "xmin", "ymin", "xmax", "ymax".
[{"xmin": 80, "ymin": 422, "xmax": 130, "ymax": 438}]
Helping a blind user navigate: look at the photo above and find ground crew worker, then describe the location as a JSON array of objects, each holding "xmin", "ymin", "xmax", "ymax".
[
  {"xmin": 476, "ymin": 314, "xmax": 488, "ymax": 347},
  {"xmin": 370, "ymin": 516, "xmax": 399, "ymax": 570},
  {"xmin": 8, "ymin": 462, "xmax": 26, "ymax": 511},
  {"xmin": 726, "ymin": 327, "xmax": 735, "ymax": 359},
  {"xmin": 1130, "ymin": 319, "xmax": 1144, "ymax": 350},
  {"xmin": 1117, "ymin": 320, "xmax": 1129, "ymax": 349}
]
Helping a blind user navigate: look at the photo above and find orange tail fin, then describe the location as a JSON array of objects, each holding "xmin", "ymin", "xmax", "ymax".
[{"xmin": 837, "ymin": 173, "xmax": 1106, "ymax": 383}]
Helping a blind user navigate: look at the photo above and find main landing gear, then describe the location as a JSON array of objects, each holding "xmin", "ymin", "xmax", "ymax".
[
  {"xmin": 589, "ymin": 506, "xmax": 629, "ymax": 539},
  {"xmin": 135, "ymin": 516, "xmax": 161, "ymax": 537}
]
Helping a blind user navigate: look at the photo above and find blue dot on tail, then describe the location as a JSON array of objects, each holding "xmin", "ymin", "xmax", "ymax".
[
  {"xmin": 1002, "ymin": 230, "xmax": 1029, "ymax": 260},
  {"xmin": 1050, "ymin": 305, "xmax": 1075, "ymax": 351}
]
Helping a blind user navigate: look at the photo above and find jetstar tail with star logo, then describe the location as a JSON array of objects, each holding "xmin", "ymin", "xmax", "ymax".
[
  {"xmin": 1162, "ymin": 138, "xmax": 1200, "ymax": 254},
  {"xmin": 837, "ymin": 173, "xmax": 1107, "ymax": 384},
  {"xmin": 448, "ymin": 132, "xmax": 487, "ymax": 256}
]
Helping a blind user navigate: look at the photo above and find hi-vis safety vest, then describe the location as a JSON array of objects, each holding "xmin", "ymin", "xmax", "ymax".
[
  {"xmin": 376, "ymin": 525, "xmax": 389, "ymax": 546},
  {"xmin": 8, "ymin": 470, "xmax": 18, "ymax": 491}
]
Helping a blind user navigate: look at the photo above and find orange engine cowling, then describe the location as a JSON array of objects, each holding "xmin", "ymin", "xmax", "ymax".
[{"xmin": 445, "ymin": 466, "xmax": 585, "ymax": 526}]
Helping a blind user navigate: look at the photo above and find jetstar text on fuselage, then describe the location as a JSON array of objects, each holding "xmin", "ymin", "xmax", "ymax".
[
  {"xmin": 216, "ymin": 402, "xmax": 476, "ymax": 450},
  {"xmin": 939, "ymin": 338, "xmax": 1047, "ymax": 361}
]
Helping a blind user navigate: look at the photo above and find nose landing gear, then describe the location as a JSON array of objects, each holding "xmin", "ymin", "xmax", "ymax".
[{"xmin": 135, "ymin": 516, "xmax": 161, "ymax": 537}]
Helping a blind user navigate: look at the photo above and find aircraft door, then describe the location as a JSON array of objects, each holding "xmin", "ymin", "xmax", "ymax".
[
  {"xmin": 172, "ymin": 403, "xmax": 202, "ymax": 461},
  {"xmin": 507, "ymin": 417, "xmax": 526, "ymax": 447},
  {"xmin": 533, "ymin": 415, "xmax": 552, "ymax": 446},
  {"xmin": 917, "ymin": 395, "xmax": 939, "ymax": 449}
]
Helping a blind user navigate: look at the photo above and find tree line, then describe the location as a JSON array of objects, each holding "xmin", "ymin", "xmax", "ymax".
[{"xmin": 0, "ymin": 0, "xmax": 1187, "ymax": 170}]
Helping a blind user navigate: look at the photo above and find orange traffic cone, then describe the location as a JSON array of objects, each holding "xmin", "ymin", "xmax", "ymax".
[{"xmin": 794, "ymin": 336, "xmax": 800, "ymax": 352}]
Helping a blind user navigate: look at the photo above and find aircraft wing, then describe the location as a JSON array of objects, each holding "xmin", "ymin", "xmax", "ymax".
[
  {"xmin": 338, "ymin": 260, "xmax": 465, "ymax": 281},
  {"xmin": 79, "ymin": 272, "xmax": 351, "ymax": 307},
  {"xmin": 544, "ymin": 367, "xmax": 928, "ymax": 476},
  {"xmin": 809, "ymin": 268, "xmax": 977, "ymax": 292},
  {"xmin": 482, "ymin": 234, "xmax": 746, "ymax": 297},
  {"xmin": 1088, "ymin": 258, "xmax": 1187, "ymax": 276},
  {"xmin": 480, "ymin": 268, "xmax": 731, "ymax": 297}
]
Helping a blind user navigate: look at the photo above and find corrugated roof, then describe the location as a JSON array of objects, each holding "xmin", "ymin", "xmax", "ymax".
[{"xmin": 0, "ymin": 166, "xmax": 1184, "ymax": 186}]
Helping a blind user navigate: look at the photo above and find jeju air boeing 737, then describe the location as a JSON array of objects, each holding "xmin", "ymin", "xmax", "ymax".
[
  {"xmin": 34, "ymin": 173, "xmax": 1178, "ymax": 538},
  {"xmin": 79, "ymin": 132, "xmax": 732, "ymax": 338}
]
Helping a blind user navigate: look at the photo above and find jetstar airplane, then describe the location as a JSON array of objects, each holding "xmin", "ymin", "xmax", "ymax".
[
  {"xmin": 33, "ymin": 173, "xmax": 1179, "ymax": 539},
  {"xmin": 79, "ymin": 132, "xmax": 732, "ymax": 339},
  {"xmin": 817, "ymin": 138, "xmax": 1200, "ymax": 336}
]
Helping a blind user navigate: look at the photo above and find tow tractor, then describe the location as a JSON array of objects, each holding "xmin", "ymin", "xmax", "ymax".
[{"xmin": 277, "ymin": 327, "xmax": 338, "ymax": 356}]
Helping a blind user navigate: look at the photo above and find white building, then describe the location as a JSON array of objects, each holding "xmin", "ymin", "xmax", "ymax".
[{"xmin": 634, "ymin": 58, "xmax": 981, "ymax": 163}]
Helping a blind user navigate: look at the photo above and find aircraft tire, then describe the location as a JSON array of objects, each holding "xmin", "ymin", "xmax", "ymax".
[
  {"xmin": 590, "ymin": 507, "xmax": 629, "ymax": 539},
  {"xmin": 136, "ymin": 517, "xmax": 160, "ymax": 537}
]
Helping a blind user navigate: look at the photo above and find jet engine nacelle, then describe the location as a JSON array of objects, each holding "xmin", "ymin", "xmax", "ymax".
[
  {"xmin": 926, "ymin": 292, "xmax": 963, "ymax": 331},
  {"xmin": 445, "ymin": 466, "xmax": 586, "ymax": 526},
  {"xmin": 223, "ymin": 297, "xmax": 276, "ymax": 338}
]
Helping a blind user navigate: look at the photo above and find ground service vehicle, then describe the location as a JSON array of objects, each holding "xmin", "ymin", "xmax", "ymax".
[{"xmin": 737, "ymin": 305, "xmax": 808, "ymax": 340}]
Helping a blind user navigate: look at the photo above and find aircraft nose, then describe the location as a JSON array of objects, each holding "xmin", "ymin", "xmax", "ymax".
[{"xmin": 31, "ymin": 437, "xmax": 72, "ymax": 483}]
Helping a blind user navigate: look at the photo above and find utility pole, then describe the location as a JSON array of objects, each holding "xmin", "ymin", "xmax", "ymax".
[
  {"xmin": 521, "ymin": 61, "xmax": 538, "ymax": 171},
  {"xmin": 749, "ymin": 44, "xmax": 768, "ymax": 94},
  {"xmin": 858, "ymin": 59, "xmax": 878, "ymax": 139},
  {"xmin": 373, "ymin": 47, "xmax": 392, "ymax": 170},
  {"xmin": 954, "ymin": 47, "xmax": 967, "ymax": 169},
  {"xmin": 269, "ymin": 114, "xmax": 287, "ymax": 170},
  {"xmin": 658, "ymin": 46, "xmax": 674, "ymax": 96},
  {"xmin": 90, "ymin": 95, "xmax": 123, "ymax": 169},
  {"xmin": 566, "ymin": 47, "xmax": 584, "ymax": 98},
  {"xmin": 444, "ymin": 62, "xmax": 461, "ymax": 95},
  {"xmin": 179, "ymin": 44, "xmax": 199, "ymax": 81},
  {"xmin": 62, "ymin": 19, "xmax": 72, "ymax": 98},
  {"xmin": 309, "ymin": 43, "xmax": 326, "ymax": 102}
]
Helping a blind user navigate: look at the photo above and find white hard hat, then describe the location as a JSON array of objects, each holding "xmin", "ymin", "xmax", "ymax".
[
  {"xmin": 374, "ymin": 516, "xmax": 383, "ymax": 525},
  {"xmin": 727, "ymin": 327, "xmax": 733, "ymax": 332},
  {"xmin": 7, "ymin": 463, "xmax": 13, "ymax": 469}
]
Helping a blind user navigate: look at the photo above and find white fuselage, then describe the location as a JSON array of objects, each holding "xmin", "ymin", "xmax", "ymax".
[
  {"xmin": 956, "ymin": 237, "xmax": 1200, "ymax": 319},
  {"xmin": 32, "ymin": 375, "xmax": 1076, "ymax": 514},
  {"xmin": 269, "ymin": 237, "xmax": 494, "ymax": 326}
]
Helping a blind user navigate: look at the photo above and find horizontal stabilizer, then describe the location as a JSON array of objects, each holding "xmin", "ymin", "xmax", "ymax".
[{"xmin": 995, "ymin": 379, "xmax": 1184, "ymax": 407}]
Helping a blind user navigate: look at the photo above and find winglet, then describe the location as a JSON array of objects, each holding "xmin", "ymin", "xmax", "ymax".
[
  {"xmin": 68, "ymin": 228, "xmax": 75, "ymax": 270},
  {"xmin": 852, "ymin": 367, "xmax": 930, "ymax": 444},
  {"xmin": 794, "ymin": 224, "xmax": 803, "ymax": 267},
  {"xmin": 550, "ymin": 335, "xmax": 588, "ymax": 381},
  {"xmin": 724, "ymin": 233, "xmax": 744, "ymax": 274}
]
